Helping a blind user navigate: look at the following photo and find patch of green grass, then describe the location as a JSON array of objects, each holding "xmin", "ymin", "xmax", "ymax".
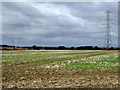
[
  {"xmin": 66, "ymin": 62, "xmax": 97, "ymax": 69},
  {"xmin": 64, "ymin": 55, "xmax": 118, "ymax": 69},
  {"xmin": 2, "ymin": 61, "xmax": 12, "ymax": 65},
  {"xmin": 2, "ymin": 50, "xmax": 118, "ymax": 69}
]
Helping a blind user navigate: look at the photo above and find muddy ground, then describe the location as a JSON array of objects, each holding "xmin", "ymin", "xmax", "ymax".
[
  {"xmin": 3, "ymin": 69, "xmax": 118, "ymax": 88},
  {"xmin": 2, "ymin": 50, "xmax": 119, "ymax": 88}
]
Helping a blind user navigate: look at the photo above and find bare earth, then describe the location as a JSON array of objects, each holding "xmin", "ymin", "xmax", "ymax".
[{"xmin": 2, "ymin": 50, "xmax": 119, "ymax": 88}]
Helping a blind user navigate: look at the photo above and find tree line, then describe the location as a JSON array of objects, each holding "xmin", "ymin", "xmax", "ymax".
[
  {"xmin": 32, "ymin": 45, "xmax": 115, "ymax": 50},
  {"xmin": 1, "ymin": 44, "xmax": 116, "ymax": 50}
]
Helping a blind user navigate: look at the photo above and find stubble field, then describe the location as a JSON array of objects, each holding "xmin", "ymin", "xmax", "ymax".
[{"xmin": 2, "ymin": 50, "xmax": 119, "ymax": 88}]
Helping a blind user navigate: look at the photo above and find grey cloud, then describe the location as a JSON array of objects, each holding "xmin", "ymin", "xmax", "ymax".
[{"xmin": 2, "ymin": 2, "xmax": 118, "ymax": 47}]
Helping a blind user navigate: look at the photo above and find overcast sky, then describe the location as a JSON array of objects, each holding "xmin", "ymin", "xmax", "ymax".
[{"xmin": 2, "ymin": 2, "xmax": 118, "ymax": 47}]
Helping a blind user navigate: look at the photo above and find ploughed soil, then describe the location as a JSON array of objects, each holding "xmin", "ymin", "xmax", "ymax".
[
  {"xmin": 2, "ymin": 50, "xmax": 119, "ymax": 88},
  {"xmin": 2, "ymin": 67, "xmax": 118, "ymax": 88}
]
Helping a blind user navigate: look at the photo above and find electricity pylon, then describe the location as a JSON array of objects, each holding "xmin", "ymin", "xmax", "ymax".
[{"xmin": 104, "ymin": 10, "xmax": 112, "ymax": 49}]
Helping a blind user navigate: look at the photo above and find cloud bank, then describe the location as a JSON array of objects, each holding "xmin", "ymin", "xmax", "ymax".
[{"xmin": 2, "ymin": 2, "xmax": 118, "ymax": 47}]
